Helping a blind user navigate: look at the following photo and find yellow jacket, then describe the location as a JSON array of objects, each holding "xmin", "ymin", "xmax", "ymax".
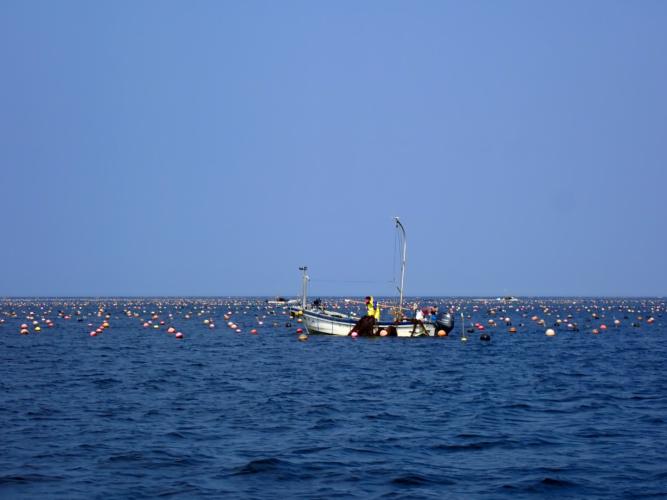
[{"xmin": 367, "ymin": 297, "xmax": 381, "ymax": 320}]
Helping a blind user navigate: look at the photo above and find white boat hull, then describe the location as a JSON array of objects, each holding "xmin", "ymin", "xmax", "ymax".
[{"xmin": 300, "ymin": 309, "xmax": 436, "ymax": 337}]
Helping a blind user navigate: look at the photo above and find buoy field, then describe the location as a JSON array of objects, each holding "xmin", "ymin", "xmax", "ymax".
[{"xmin": 1, "ymin": 297, "xmax": 665, "ymax": 499}]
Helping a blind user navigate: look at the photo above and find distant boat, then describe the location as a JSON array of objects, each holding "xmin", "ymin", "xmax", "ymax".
[
  {"xmin": 498, "ymin": 296, "xmax": 519, "ymax": 303},
  {"xmin": 266, "ymin": 297, "xmax": 300, "ymax": 306},
  {"xmin": 295, "ymin": 218, "xmax": 454, "ymax": 337}
]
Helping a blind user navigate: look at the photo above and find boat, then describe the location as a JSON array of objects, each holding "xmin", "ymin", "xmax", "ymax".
[
  {"xmin": 294, "ymin": 218, "xmax": 454, "ymax": 337},
  {"xmin": 266, "ymin": 297, "xmax": 300, "ymax": 306}
]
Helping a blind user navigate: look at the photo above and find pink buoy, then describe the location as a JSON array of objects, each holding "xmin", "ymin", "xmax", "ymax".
[
  {"xmin": 250, "ymin": 329, "xmax": 258, "ymax": 334},
  {"xmin": 167, "ymin": 327, "xmax": 176, "ymax": 334},
  {"xmin": 296, "ymin": 328, "xmax": 303, "ymax": 334},
  {"xmin": 379, "ymin": 329, "xmax": 388, "ymax": 337},
  {"xmin": 175, "ymin": 332, "xmax": 184, "ymax": 339},
  {"xmin": 350, "ymin": 331, "xmax": 358, "ymax": 338},
  {"xmin": 90, "ymin": 331, "xmax": 97, "ymax": 337}
]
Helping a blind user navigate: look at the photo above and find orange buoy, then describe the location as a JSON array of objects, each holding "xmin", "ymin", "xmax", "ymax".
[
  {"xmin": 298, "ymin": 333, "xmax": 308, "ymax": 341},
  {"xmin": 509, "ymin": 326, "xmax": 517, "ymax": 333},
  {"xmin": 437, "ymin": 329, "xmax": 446, "ymax": 337}
]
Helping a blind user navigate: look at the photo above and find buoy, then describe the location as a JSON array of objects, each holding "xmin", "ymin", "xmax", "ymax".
[
  {"xmin": 298, "ymin": 333, "xmax": 308, "ymax": 341},
  {"xmin": 204, "ymin": 319, "xmax": 210, "ymax": 324},
  {"xmin": 600, "ymin": 324, "xmax": 607, "ymax": 330},
  {"xmin": 167, "ymin": 327, "xmax": 176, "ymax": 334},
  {"xmin": 509, "ymin": 326, "xmax": 517, "ymax": 333},
  {"xmin": 480, "ymin": 333, "xmax": 491, "ymax": 341},
  {"xmin": 614, "ymin": 319, "xmax": 621, "ymax": 326},
  {"xmin": 235, "ymin": 328, "xmax": 241, "ymax": 333},
  {"xmin": 350, "ymin": 331, "xmax": 358, "ymax": 338},
  {"xmin": 437, "ymin": 329, "xmax": 446, "ymax": 337},
  {"xmin": 380, "ymin": 329, "xmax": 388, "ymax": 337},
  {"xmin": 175, "ymin": 332, "xmax": 184, "ymax": 339},
  {"xmin": 545, "ymin": 328, "xmax": 556, "ymax": 337},
  {"xmin": 297, "ymin": 318, "xmax": 302, "ymax": 323},
  {"xmin": 34, "ymin": 326, "xmax": 42, "ymax": 332},
  {"xmin": 209, "ymin": 323, "xmax": 215, "ymax": 329},
  {"xmin": 90, "ymin": 331, "xmax": 97, "ymax": 337},
  {"xmin": 592, "ymin": 329, "xmax": 600, "ymax": 335},
  {"xmin": 20, "ymin": 323, "xmax": 28, "ymax": 329},
  {"xmin": 250, "ymin": 329, "xmax": 257, "ymax": 334},
  {"xmin": 647, "ymin": 317, "xmax": 655, "ymax": 324},
  {"xmin": 153, "ymin": 324, "xmax": 159, "ymax": 329},
  {"xmin": 296, "ymin": 328, "xmax": 303, "ymax": 334},
  {"xmin": 20, "ymin": 329, "xmax": 29, "ymax": 335},
  {"xmin": 143, "ymin": 322, "xmax": 150, "ymax": 328},
  {"xmin": 102, "ymin": 322, "xmax": 110, "ymax": 328}
]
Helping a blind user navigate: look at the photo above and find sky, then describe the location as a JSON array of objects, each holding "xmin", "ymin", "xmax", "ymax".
[{"xmin": 1, "ymin": 1, "xmax": 666, "ymax": 297}]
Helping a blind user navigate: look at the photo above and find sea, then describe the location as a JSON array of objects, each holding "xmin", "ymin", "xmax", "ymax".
[{"xmin": 0, "ymin": 297, "xmax": 665, "ymax": 499}]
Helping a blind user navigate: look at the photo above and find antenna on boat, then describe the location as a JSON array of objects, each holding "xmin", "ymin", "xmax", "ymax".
[
  {"xmin": 299, "ymin": 266, "xmax": 309, "ymax": 309},
  {"xmin": 394, "ymin": 217, "xmax": 407, "ymax": 314}
]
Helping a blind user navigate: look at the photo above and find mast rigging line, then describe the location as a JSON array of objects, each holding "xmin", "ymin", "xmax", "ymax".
[{"xmin": 308, "ymin": 279, "xmax": 394, "ymax": 284}]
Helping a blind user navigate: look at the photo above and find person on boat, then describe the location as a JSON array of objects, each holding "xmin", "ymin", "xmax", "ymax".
[
  {"xmin": 410, "ymin": 303, "xmax": 425, "ymax": 335},
  {"xmin": 349, "ymin": 296, "xmax": 381, "ymax": 336},
  {"xmin": 422, "ymin": 306, "xmax": 437, "ymax": 322}
]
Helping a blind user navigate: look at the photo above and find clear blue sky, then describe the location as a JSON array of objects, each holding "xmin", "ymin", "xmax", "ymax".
[{"xmin": 1, "ymin": 1, "xmax": 665, "ymax": 297}]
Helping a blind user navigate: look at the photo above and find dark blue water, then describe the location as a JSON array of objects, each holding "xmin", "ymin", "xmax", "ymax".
[{"xmin": 1, "ymin": 298, "xmax": 665, "ymax": 499}]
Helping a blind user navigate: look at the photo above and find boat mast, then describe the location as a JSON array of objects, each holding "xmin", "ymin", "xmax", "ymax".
[
  {"xmin": 394, "ymin": 217, "xmax": 407, "ymax": 313},
  {"xmin": 299, "ymin": 266, "xmax": 309, "ymax": 309}
]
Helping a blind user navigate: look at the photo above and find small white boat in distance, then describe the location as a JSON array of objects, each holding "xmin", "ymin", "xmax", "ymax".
[{"xmin": 266, "ymin": 297, "xmax": 300, "ymax": 306}]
